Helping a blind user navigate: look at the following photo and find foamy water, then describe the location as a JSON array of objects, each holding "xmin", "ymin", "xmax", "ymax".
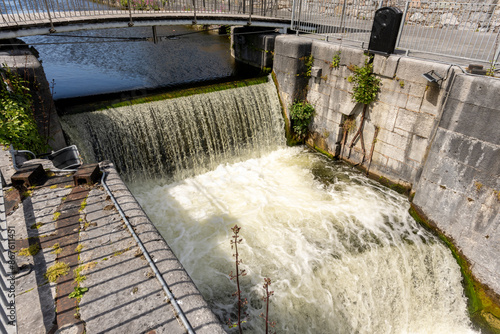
[{"xmin": 130, "ymin": 147, "xmax": 476, "ymax": 334}]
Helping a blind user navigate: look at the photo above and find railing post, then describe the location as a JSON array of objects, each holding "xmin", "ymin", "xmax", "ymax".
[
  {"xmin": 296, "ymin": 0, "xmax": 303, "ymax": 33},
  {"xmin": 395, "ymin": 0, "xmax": 409, "ymax": 51},
  {"xmin": 248, "ymin": 0, "xmax": 253, "ymax": 24},
  {"xmin": 493, "ymin": 31, "xmax": 500, "ymax": 66},
  {"xmin": 291, "ymin": 0, "xmax": 297, "ymax": 30},
  {"xmin": 339, "ymin": 0, "xmax": 347, "ymax": 33},
  {"xmin": 192, "ymin": 0, "xmax": 197, "ymax": 24},
  {"xmin": 128, "ymin": 0, "xmax": 134, "ymax": 26},
  {"xmin": 42, "ymin": 0, "xmax": 56, "ymax": 33}
]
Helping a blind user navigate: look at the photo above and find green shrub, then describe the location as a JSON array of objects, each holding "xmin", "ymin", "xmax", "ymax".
[
  {"xmin": 0, "ymin": 65, "xmax": 47, "ymax": 153},
  {"xmin": 348, "ymin": 57, "xmax": 380, "ymax": 105},
  {"xmin": 290, "ymin": 100, "xmax": 315, "ymax": 139},
  {"xmin": 330, "ymin": 51, "xmax": 341, "ymax": 69}
]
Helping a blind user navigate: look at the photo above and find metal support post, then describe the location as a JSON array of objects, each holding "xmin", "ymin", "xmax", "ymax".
[
  {"xmin": 492, "ymin": 31, "xmax": 500, "ymax": 66},
  {"xmin": 192, "ymin": 0, "xmax": 197, "ymax": 24},
  {"xmin": 152, "ymin": 25, "xmax": 158, "ymax": 44},
  {"xmin": 128, "ymin": 0, "xmax": 134, "ymax": 26},
  {"xmin": 248, "ymin": 0, "xmax": 253, "ymax": 24},
  {"xmin": 296, "ymin": 0, "xmax": 303, "ymax": 32},
  {"xmin": 395, "ymin": 0, "xmax": 409, "ymax": 50},
  {"xmin": 42, "ymin": 0, "xmax": 56, "ymax": 33},
  {"xmin": 339, "ymin": 0, "xmax": 347, "ymax": 33}
]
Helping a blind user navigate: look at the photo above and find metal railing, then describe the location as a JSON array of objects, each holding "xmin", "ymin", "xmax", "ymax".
[
  {"xmin": 2, "ymin": 0, "xmax": 500, "ymax": 64},
  {"xmin": 396, "ymin": 1, "xmax": 500, "ymax": 64},
  {"xmin": 291, "ymin": 0, "xmax": 500, "ymax": 64},
  {"xmin": 0, "ymin": 169, "xmax": 17, "ymax": 334},
  {"xmin": 1, "ymin": 0, "xmax": 294, "ymax": 28},
  {"xmin": 291, "ymin": 0, "xmax": 382, "ymax": 44}
]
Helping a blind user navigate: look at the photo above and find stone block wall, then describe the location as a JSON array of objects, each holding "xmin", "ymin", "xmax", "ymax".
[
  {"xmin": 412, "ymin": 74, "xmax": 500, "ymax": 295},
  {"xmin": 231, "ymin": 26, "xmax": 279, "ymax": 70},
  {"xmin": 274, "ymin": 35, "xmax": 457, "ymax": 187}
]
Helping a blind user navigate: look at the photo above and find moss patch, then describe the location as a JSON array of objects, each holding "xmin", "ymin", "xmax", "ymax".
[
  {"xmin": 53, "ymin": 211, "xmax": 61, "ymax": 221},
  {"xmin": 312, "ymin": 145, "xmax": 335, "ymax": 160},
  {"xmin": 45, "ymin": 262, "xmax": 70, "ymax": 282},
  {"xmin": 409, "ymin": 205, "xmax": 500, "ymax": 333},
  {"xmin": 271, "ymin": 72, "xmax": 300, "ymax": 146},
  {"xmin": 18, "ymin": 243, "xmax": 40, "ymax": 256},
  {"xmin": 102, "ymin": 77, "xmax": 268, "ymax": 110},
  {"xmin": 378, "ymin": 176, "xmax": 411, "ymax": 195},
  {"xmin": 30, "ymin": 222, "xmax": 44, "ymax": 229},
  {"xmin": 51, "ymin": 243, "xmax": 61, "ymax": 255}
]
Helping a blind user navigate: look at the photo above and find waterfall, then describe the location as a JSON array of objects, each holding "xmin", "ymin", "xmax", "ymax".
[{"xmin": 60, "ymin": 78, "xmax": 285, "ymax": 181}]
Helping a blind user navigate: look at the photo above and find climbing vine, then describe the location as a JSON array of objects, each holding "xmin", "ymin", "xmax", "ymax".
[
  {"xmin": 299, "ymin": 55, "xmax": 314, "ymax": 78},
  {"xmin": 330, "ymin": 51, "xmax": 341, "ymax": 69},
  {"xmin": 346, "ymin": 56, "xmax": 380, "ymax": 162}
]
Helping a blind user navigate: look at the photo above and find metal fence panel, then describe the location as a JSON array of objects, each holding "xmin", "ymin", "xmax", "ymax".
[
  {"xmin": 397, "ymin": 1, "xmax": 500, "ymax": 64},
  {"xmin": 290, "ymin": 0, "xmax": 500, "ymax": 64},
  {"xmin": 291, "ymin": 0, "xmax": 380, "ymax": 46}
]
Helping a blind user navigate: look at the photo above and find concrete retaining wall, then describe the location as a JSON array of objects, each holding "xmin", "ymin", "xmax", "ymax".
[
  {"xmin": 272, "ymin": 35, "xmax": 500, "ymax": 300},
  {"xmin": 412, "ymin": 74, "xmax": 500, "ymax": 296},
  {"xmin": 231, "ymin": 26, "xmax": 278, "ymax": 70}
]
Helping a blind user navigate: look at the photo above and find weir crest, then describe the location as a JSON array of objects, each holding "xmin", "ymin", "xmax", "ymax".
[{"xmin": 60, "ymin": 78, "xmax": 285, "ymax": 182}]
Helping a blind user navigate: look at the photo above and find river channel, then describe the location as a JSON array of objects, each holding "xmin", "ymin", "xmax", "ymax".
[{"xmin": 22, "ymin": 25, "xmax": 244, "ymax": 99}]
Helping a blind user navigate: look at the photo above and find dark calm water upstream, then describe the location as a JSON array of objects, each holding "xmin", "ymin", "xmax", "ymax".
[{"xmin": 21, "ymin": 25, "xmax": 243, "ymax": 99}]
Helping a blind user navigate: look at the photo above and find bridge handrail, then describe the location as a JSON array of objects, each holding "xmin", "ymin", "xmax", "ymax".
[{"xmin": 1, "ymin": 0, "xmax": 294, "ymax": 29}]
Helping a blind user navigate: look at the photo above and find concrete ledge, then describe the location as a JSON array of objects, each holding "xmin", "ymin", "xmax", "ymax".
[{"xmin": 99, "ymin": 161, "xmax": 226, "ymax": 334}]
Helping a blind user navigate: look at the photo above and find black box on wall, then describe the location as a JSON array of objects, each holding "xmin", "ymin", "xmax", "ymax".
[{"xmin": 368, "ymin": 7, "xmax": 403, "ymax": 55}]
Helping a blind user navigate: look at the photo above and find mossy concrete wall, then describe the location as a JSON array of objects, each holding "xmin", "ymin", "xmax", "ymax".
[
  {"xmin": 272, "ymin": 35, "xmax": 500, "ymax": 301},
  {"xmin": 412, "ymin": 74, "xmax": 500, "ymax": 298}
]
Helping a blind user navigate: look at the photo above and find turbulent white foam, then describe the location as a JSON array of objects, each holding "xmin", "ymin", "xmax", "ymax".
[{"xmin": 129, "ymin": 147, "xmax": 477, "ymax": 334}]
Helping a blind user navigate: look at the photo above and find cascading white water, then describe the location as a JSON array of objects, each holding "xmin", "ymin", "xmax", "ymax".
[
  {"xmin": 60, "ymin": 78, "xmax": 285, "ymax": 181},
  {"xmin": 128, "ymin": 148, "xmax": 477, "ymax": 334},
  {"xmin": 61, "ymin": 79, "xmax": 477, "ymax": 333}
]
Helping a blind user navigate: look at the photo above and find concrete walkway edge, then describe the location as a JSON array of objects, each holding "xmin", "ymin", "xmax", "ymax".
[{"xmin": 99, "ymin": 161, "xmax": 227, "ymax": 334}]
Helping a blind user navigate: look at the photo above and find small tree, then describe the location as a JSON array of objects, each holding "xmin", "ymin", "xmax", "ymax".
[
  {"xmin": 228, "ymin": 225, "xmax": 247, "ymax": 333},
  {"xmin": 346, "ymin": 56, "xmax": 380, "ymax": 161},
  {"xmin": 260, "ymin": 277, "xmax": 276, "ymax": 334}
]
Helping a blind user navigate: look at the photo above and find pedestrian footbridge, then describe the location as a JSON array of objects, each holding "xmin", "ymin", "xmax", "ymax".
[{"xmin": 0, "ymin": 0, "xmax": 292, "ymax": 38}]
